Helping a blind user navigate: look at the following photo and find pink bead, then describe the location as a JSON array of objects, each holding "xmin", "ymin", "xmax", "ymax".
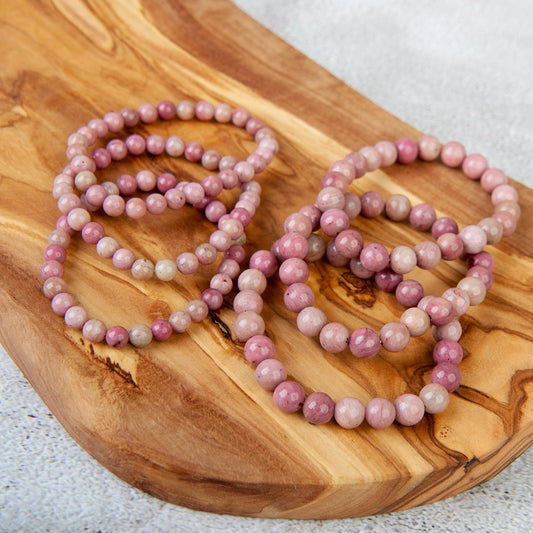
[
  {"xmin": 103, "ymin": 111, "xmax": 124, "ymax": 132},
  {"xmin": 225, "ymin": 244, "xmax": 246, "ymax": 264},
  {"xmin": 375, "ymin": 267, "xmax": 403, "ymax": 292},
  {"xmin": 218, "ymin": 218, "xmax": 244, "ymax": 240},
  {"xmin": 344, "ymin": 151, "xmax": 369, "ymax": 178},
  {"xmin": 204, "ymin": 200, "xmax": 226, "ymax": 222},
  {"xmin": 234, "ymin": 311, "xmax": 265, "ymax": 341},
  {"xmin": 426, "ymin": 297, "xmax": 454, "ymax": 326},
  {"xmin": 138, "ymin": 102, "xmax": 158, "ymax": 123},
  {"xmin": 64, "ymin": 306, "xmax": 89, "ymax": 330},
  {"xmin": 359, "ymin": 146, "xmax": 382, "ymax": 171},
  {"xmin": 478, "ymin": 216, "xmax": 503, "ymax": 245},
  {"xmin": 365, "ymin": 398, "xmax": 396, "ymax": 429},
  {"xmin": 246, "ymin": 117, "xmax": 266, "ymax": 136},
  {"xmin": 51, "ymin": 292, "xmax": 76, "ymax": 316},
  {"xmin": 57, "ymin": 192, "xmax": 81, "ymax": 214},
  {"xmin": 209, "ymin": 230, "xmax": 232, "ymax": 252},
  {"xmin": 168, "ymin": 311, "xmax": 191, "ymax": 333},
  {"xmin": 316, "ymin": 186, "xmax": 345, "ymax": 211},
  {"xmin": 255, "ymin": 358, "xmax": 286, "ymax": 391},
  {"xmin": 120, "ymin": 107, "xmax": 139, "ymax": 127},
  {"xmin": 320, "ymin": 208, "xmax": 350, "ymax": 236},
  {"xmin": 419, "ymin": 383, "xmax": 450, "ymax": 414},
  {"xmin": 214, "ymin": 102, "xmax": 232, "ymax": 123},
  {"xmin": 246, "ymin": 153, "xmax": 267, "ymax": 174},
  {"xmin": 481, "ymin": 168, "xmax": 508, "ymax": 193},
  {"xmin": 326, "ymin": 241, "xmax": 349, "ymax": 267},
  {"xmin": 125, "ymin": 197, "xmax": 146, "ymax": 219},
  {"xmin": 431, "ymin": 217, "xmax": 459, "ymax": 238},
  {"xmin": 164, "ymin": 135, "xmax": 185, "ymax": 157},
  {"xmin": 390, "ymin": 245, "xmax": 417, "ymax": 274},
  {"xmin": 303, "ymin": 392, "xmax": 335, "ymax": 424},
  {"xmin": 70, "ymin": 155, "xmax": 95, "ymax": 173},
  {"xmin": 380, "ymin": 322, "xmax": 410, "ymax": 352},
  {"xmin": 177, "ymin": 252, "xmax": 199, "ymax": 274},
  {"xmin": 417, "ymin": 134, "xmax": 441, "ymax": 161},
  {"xmin": 494, "ymin": 200, "xmax": 521, "ymax": 220},
  {"xmin": 414, "ymin": 241, "xmax": 441, "ymax": 269},
  {"xmin": 409, "ymin": 203, "xmax": 436, "ymax": 231},
  {"xmin": 105, "ymin": 326, "xmax": 129, "ymax": 348},
  {"xmin": 66, "ymin": 207, "xmax": 91, "ymax": 231},
  {"xmin": 374, "ymin": 140, "xmax": 398, "ymax": 166},
  {"xmin": 467, "ymin": 265, "xmax": 494, "ymax": 290},
  {"xmin": 442, "ymin": 288, "xmax": 470, "ymax": 316},
  {"xmin": 92, "ymin": 148, "xmax": 111, "ymax": 169},
  {"xmin": 107, "ymin": 139, "xmax": 127, "ymax": 160},
  {"xmin": 200, "ymin": 175, "xmax": 222, "ymax": 198},
  {"xmin": 96, "ymin": 236, "xmax": 119, "ymax": 258},
  {"xmin": 335, "ymin": 229, "xmax": 363, "ymax": 259},
  {"xmin": 195, "ymin": 100, "xmax": 215, "ymax": 121},
  {"xmin": 238, "ymin": 269, "xmax": 267, "ymax": 294},
  {"xmin": 43, "ymin": 277, "xmax": 67, "ymax": 299},
  {"xmin": 136, "ymin": 170, "xmax": 157, "ymax": 191},
  {"xmin": 466, "ymin": 251, "xmax": 494, "ymax": 271},
  {"xmin": 329, "ymin": 160, "xmax": 356, "ymax": 181},
  {"xmin": 284, "ymin": 212, "xmax": 313, "ymax": 237},
  {"xmin": 81, "ymin": 222, "xmax": 104, "ymax": 244},
  {"xmin": 431, "ymin": 362, "xmax": 461, "ymax": 392},
  {"xmin": 85, "ymin": 184, "xmax": 108, "ymax": 207},
  {"xmin": 334, "ymin": 397, "xmax": 366, "ymax": 429},
  {"xmin": 244, "ymin": 335, "xmax": 275, "ymax": 365},
  {"xmin": 125, "ymin": 134, "xmax": 146, "ymax": 155},
  {"xmin": 349, "ymin": 258, "xmax": 374, "ymax": 279},
  {"xmin": 278, "ymin": 258, "xmax": 309, "ymax": 285},
  {"xmin": 50, "ymin": 227, "xmax": 72, "ymax": 245},
  {"xmin": 278, "ymin": 232, "xmax": 309, "ymax": 260},
  {"xmin": 146, "ymin": 134, "xmax": 165, "ymax": 155},
  {"xmin": 82, "ymin": 319, "xmax": 107, "ymax": 343},
  {"xmin": 400, "ymin": 307, "xmax": 430, "ymax": 337},
  {"xmin": 433, "ymin": 339, "xmax": 464, "ymax": 365},
  {"xmin": 234, "ymin": 162, "xmax": 256, "ymax": 183},
  {"xmin": 145, "ymin": 194, "xmax": 167, "ymax": 215},
  {"xmin": 385, "ymin": 194, "xmax": 411, "ymax": 221},
  {"xmin": 297, "ymin": 306, "xmax": 327, "ymax": 337},
  {"xmin": 432, "ymin": 319, "xmax": 462, "ymax": 342},
  {"xmin": 359, "ymin": 243, "xmax": 389, "ymax": 272},
  {"xmin": 360, "ymin": 190, "xmax": 384, "ymax": 218},
  {"xmin": 492, "ymin": 211, "xmax": 517, "ymax": 237},
  {"xmin": 491, "ymin": 184, "xmax": 518, "ymax": 205},
  {"xmin": 273, "ymin": 381, "xmax": 305, "ymax": 413},
  {"xmin": 231, "ymin": 106, "xmax": 250, "ymax": 127},
  {"xmin": 102, "ymin": 195, "xmax": 125, "ymax": 217},
  {"xmin": 112, "ymin": 248, "xmax": 135, "ymax": 270},
  {"xmin": 319, "ymin": 322, "xmax": 350, "ymax": 353},
  {"xmin": 349, "ymin": 327, "xmax": 380, "ymax": 358},
  {"xmin": 343, "ymin": 193, "xmax": 362, "ymax": 219},
  {"xmin": 209, "ymin": 273, "xmax": 233, "ymax": 295},
  {"xmin": 230, "ymin": 207, "xmax": 252, "ymax": 228},
  {"xmin": 440, "ymin": 141, "xmax": 466, "ymax": 167},
  {"xmin": 283, "ymin": 283, "xmax": 315, "ymax": 312},
  {"xmin": 299, "ymin": 205, "xmax": 322, "ymax": 230},
  {"xmin": 201, "ymin": 288, "xmax": 225, "ymax": 311},
  {"xmin": 176, "ymin": 100, "xmax": 195, "ymax": 120},
  {"xmin": 417, "ymin": 295, "xmax": 436, "ymax": 313},
  {"xmin": 186, "ymin": 299, "xmax": 209, "ymax": 322},
  {"xmin": 249, "ymin": 250, "xmax": 278, "ymax": 277},
  {"xmin": 395, "ymin": 137, "xmax": 418, "ymax": 164},
  {"xmin": 459, "ymin": 225, "xmax": 488, "ymax": 254},
  {"xmin": 44, "ymin": 244, "xmax": 67, "ymax": 263},
  {"xmin": 157, "ymin": 100, "xmax": 176, "ymax": 120},
  {"xmin": 233, "ymin": 290, "xmax": 263, "ymax": 314},
  {"xmin": 218, "ymin": 258, "xmax": 240, "ymax": 279},
  {"xmin": 437, "ymin": 232, "xmax": 464, "ymax": 260},
  {"xmin": 394, "ymin": 394, "xmax": 425, "ymax": 426},
  {"xmin": 462, "ymin": 153, "xmax": 488, "ymax": 180}
]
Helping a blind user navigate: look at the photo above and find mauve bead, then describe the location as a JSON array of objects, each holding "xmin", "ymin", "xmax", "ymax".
[
  {"xmin": 176, "ymin": 100, "xmax": 195, "ymax": 120},
  {"xmin": 385, "ymin": 194, "xmax": 411, "ymax": 221},
  {"xmin": 466, "ymin": 251, "xmax": 494, "ymax": 271},
  {"xmin": 335, "ymin": 229, "xmax": 363, "ymax": 259},
  {"xmin": 64, "ymin": 306, "xmax": 89, "ymax": 330},
  {"xmin": 431, "ymin": 217, "xmax": 459, "ymax": 238},
  {"xmin": 431, "ymin": 362, "xmax": 461, "ymax": 392},
  {"xmin": 169, "ymin": 310, "xmax": 191, "ymax": 333},
  {"xmin": 112, "ymin": 248, "xmax": 135, "ymax": 270},
  {"xmin": 85, "ymin": 184, "xmax": 108, "ymax": 207},
  {"xmin": 417, "ymin": 134, "xmax": 441, "ymax": 161},
  {"xmin": 244, "ymin": 334, "xmax": 275, "ymax": 365},
  {"xmin": 249, "ymin": 250, "xmax": 278, "ymax": 277},
  {"xmin": 274, "ymin": 381, "xmax": 306, "ymax": 413},
  {"xmin": 231, "ymin": 106, "xmax": 250, "ymax": 127},
  {"xmin": 417, "ymin": 295, "xmax": 436, "ymax": 312},
  {"xmin": 105, "ymin": 326, "xmax": 129, "ymax": 348},
  {"xmin": 426, "ymin": 297, "xmax": 454, "ymax": 326},
  {"xmin": 201, "ymin": 174, "xmax": 223, "ymax": 197},
  {"xmin": 103, "ymin": 111, "xmax": 124, "ymax": 132},
  {"xmin": 320, "ymin": 208, "xmax": 349, "ymax": 236},
  {"xmin": 481, "ymin": 168, "xmax": 508, "ymax": 193},
  {"xmin": 433, "ymin": 339, "xmax": 463, "ymax": 365},
  {"xmin": 205, "ymin": 200, "xmax": 227, "ymax": 222},
  {"xmin": 51, "ymin": 292, "xmax": 76, "ymax": 316},
  {"xmin": 343, "ymin": 192, "xmax": 362, "ymax": 219},
  {"xmin": 359, "ymin": 146, "xmax": 382, "ymax": 171},
  {"xmin": 229, "ymin": 207, "xmax": 252, "ymax": 228},
  {"xmin": 492, "ymin": 211, "xmax": 517, "ymax": 237},
  {"xmin": 138, "ymin": 103, "xmax": 158, "ymax": 123},
  {"xmin": 240, "ymin": 190, "xmax": 261, "ymax": 208},
  {"xmin": 255, "ymin": 359, "xmax": 286, "ymax": 391},
  {"xmin": 125, "ymin": 134, "xmax": 146, "ymax": 155},
  {"xmin": 129, "ymin": 324, "xmax": 152, "ymax": 347},
  {"xmin": 102, "ymin": 195, "xmax": 125, "ymax": 217},
  {"xmin": 467, "ymin": 265, "xmax": 494, "ymax": 290},
  {"xmin": 213, "ymin": 102, "xmax": 232, "ymax": 122},
  {"xmin": 58, "ymin": 192, "xmax": 81, "ymax": 214},
  {"xmin": 92, "ymin": 148, "xmax": 111, "ymax": 169},
  {"xmin": 303, "ymin": 392, "xmax": 335, "ymax": 425},
  {"xmin": 210, "ymin": 273, "xmax": 233, "ymax": 295},
  {"xmin": 344, "ymin": 151, "xmax": 368, "ymax": 178},
  {"xmin": 43, "ymin": 277, "xmax": 67, "ymax": 299},
  {"xmin": 165, "ymin": 135, "xmax": 185, "ymax": 157},
  {"xmin": 365, "ymin": 398, "xmax": 396, "ymax": 429},
  {"xmin": 107, "ymin": 139, "xmax": 127, "ymax": 160},
  {"xmin": 156, "ymin": 99, "xmax": 176, "ymax": 120},
  {"xmin": 284, "ymin": 212, "xmax": 313, "ymax": 237},
  {"xmin": 233, "ymin": 289, "xmax": 263, "ymax": 314},
  {"xmin": 284, "ymin": 283, "xmax": 315, "ymax": 312},
  {"xmin": 195, "ymin": 243, "xmax": 217, "ymax": 266},
  {"xmin": 155, "ymin": 258, "xmax": 177, "ymax": 281},
  {"xmin": 219, "ymin": 218, "xmax": 243, "ymax": 240},
  {"xmin": 41, "ymin": 260, "xmax": 64, "ymax": 280},
  {"xmin": 246, "ymin": 117, "xmax": 266, "ymax": 136},
  {"xmin": 278, "ymin": 232, "xmax": 309, "ymax": 260},
  {"xmin": 374, "ymin": 267, "xmax": 403, "ymax": 292},
  {"xmin": 419, "ymin": 383, "xmax": 450, "ymax": 414},
  {"xmin": 329, "ymin": 160, "xmax": 356, "ymax": 181},
  {"xmin": 225, "ymin": 244, "xmax": 246, "ymax": 264},
  {"xmin": 186, "ymin": 300, "xmax": 209, "ymax": 322},
  {"xmin": 50, "ymin": 227, "xmax": 73, "ymax": 245},
  {"xmin": 349, "ymin": 327, "xmax": 380, "ymax": 358},
  {"xmin": 390, "ymin": 245, "xmax": 417, "ymax": 274},
  {"xmin": 494, "ymin": 200, "xmax": 521, "ymax": 220},
  {"xmin": 380, "ymin": 322, "xmax": 410, "ymax": 352},
  {"xmin": 462, "ymin": 153, "xmax": 488, "ymax": 180},
  {"xmin": 218, "ymin": 258, "xmax": 240, "ymax": 279},
  {"xmin": 491, "ymin": 184, "xmax": 519, "ymax": 206},
  {"xmin": 96, "ymin": 236, "xmax": 119, "ymax": 258},
  {"xmin": 319, "ymin": 322, "xmax": 350, "ymax": 353},
  {"xmin": 183, "ymin": 182, "xmax": 205, "ymax": 205},
  {"xmin": 306, "ymin": 234, "xmax": 326, "ymax": 262},
  {"xmin": 71, "ymin": 155, "xmax": 95, "ymax": 173},
  {"xmin": 442, "ymin": 287, "xmax": 470, "ymax": 316},
  {"xmin": 360, "ymin": 190, "xmax": 384, "ymax": 218},
  {"xmin": 321, "ymin": 171, "xmax": 349, "ymax": 192},
  {"xmin": 316, "ymin": 186, "xmax": 345, "ymax": 211},
  {"xmin": 374, "ymin": 140, "xmax": 398, "ymax": 166},
  {"xmin": 395, "ymin": 137, "xmax": 418, "ymax": 164},
  {"xmin": 131, "ymin": 258, "xmax": 154, "ymax": 280},
  {"xmin": 81, "ymin": 222, "xmax": 104, "ymax": 244},
  {"xmin": 77, "ymin": 125, "xmax": 97, "ymax": 145},
  {"xmin": 124, "ymin": 198, "xmax": 145, "ymax": 219},
  {"xmin": 238, "ymin": 269, "xmax": 267, "ymax": 294},
  {"xmin": 360, "ymin": 243, "xmax": 389, "ymax": 272},
  {"xmin": 440, "ymin": 141, "xmax": 466, "ymax": 167},
  {"xmin": 299, "ymin": 205, "xmax": 322, "ymax": 230},
  {"xmin": 82, "ymin": 319, "xmax": 107, "ymax": 343},
  {"xmin": 432, "ymin": 319, "xmax": 462, "ymax": 342},
  {"xmin": 409, "ymin": 203, "xmax": 436, "ymax": 231},
  {"xmin": 394, "ymin": 394, "xmax": 425, "ymax": 426},
  {"xmin": 177, "ymin": 252, "xmax": 199, "ymax": 274},
  {"xmin": 202, "ymin": 288, "xmax": 225, "ymax": 310},
  {"xmin": 234, "ymin": 311, "xmax": 265, "ymax": 341},
  {"xmin": 326, "ymin": 240, "xmax": 349, "ymax": 267},
  {"xmin": 145, "ymin": 194, "xmax": 167, "ymax": 215},
  {"xmin": 74, "ymin": 170, "xmax": 96, "ymax": 192},
  {"xmin": 437, "ymin": 232, "xmax": 464, "ymax": 260},
  {"xmin": 334, "ymin": 397, "xmax": 366, "ymax": 429},
  {"xmin": 44, "ymin": 244, "xmax": 67, "ymax": 263},
  {"xmin": 297, "ymin": 306, "xmax": 327, "ymax": 337},
  {"xmin": 400, "ymin": 307, "xmax": 430, "ymax": 337},
  {"xmin": 459, "ymin": 225, "xmax": 488, "ymax": 255},
  {"xmin": 414, "ymin": 241, "xmax": 441, "ymax": 269},
  {"xmin": 247, "ymin": 153, "xmax": 267, "ymax": 174},
  {"xmin": 235, "ymin": 199, "xmax": 256, "ymax": 217},
  {"xmin": 349, "ymin": 258, "xmax": 374, "ymax": 279},
  {"xmin": 279, "ymin": 258, "xmax": 309, "ymax": 285},
  {"xmin": 52, "ymin": 182, "xmax": 73, "ymax": 199}
]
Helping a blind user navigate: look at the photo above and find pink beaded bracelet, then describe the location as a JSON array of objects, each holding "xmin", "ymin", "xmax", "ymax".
[{"xmin": 232, "ymin": 135, "xmax": 519, "ymax": 430}]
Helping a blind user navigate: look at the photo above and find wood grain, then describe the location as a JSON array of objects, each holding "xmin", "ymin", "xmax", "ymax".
[{"xmin": 1, "ymin": 0, "xmax": 532, "ymax": 519}]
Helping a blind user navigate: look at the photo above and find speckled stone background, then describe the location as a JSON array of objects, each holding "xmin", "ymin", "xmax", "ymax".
[{"xmin": 1, "ymin": 1, "xmax": 532, "ymax": 531}]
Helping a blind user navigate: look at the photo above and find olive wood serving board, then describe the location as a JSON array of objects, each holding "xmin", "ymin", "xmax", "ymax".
[{"xmin": 1, "ymin": 0, "xmax": 532, "ymax": 519}]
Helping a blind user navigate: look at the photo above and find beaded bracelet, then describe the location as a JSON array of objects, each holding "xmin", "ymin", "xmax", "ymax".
[
  {"xmin": 41, "ymin": 99, "xmax": 278, "ymax": 347},
  {"xmin": 232, "ymin": 135, "xmax": 520, "ymax": 430}
]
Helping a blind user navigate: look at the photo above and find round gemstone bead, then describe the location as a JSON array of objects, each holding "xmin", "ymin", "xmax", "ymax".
[
  {"xmin": 303, "ymin": 392, "xmax": 335, "ymax": 425},
  {"xmin": 255, "ymin": 359, "xmax": 287, "ymax": 391},
  {"xmin": 365, "ymin": 398, "xmax": 396, "ymax": 429},
  {"xmin": 273, "ymin": 381, "xmax": 305, "ymax": 413},
  {"xmin": 334, "ymin": 397, "xmax": 366, "ymax": 429},
  {"xmin": 394, "ymin": 394, "xmax": 425, "ymax": 426}
]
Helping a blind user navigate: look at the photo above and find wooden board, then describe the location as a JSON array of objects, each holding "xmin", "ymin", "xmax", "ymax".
[{"xmin": 1, "ymin": 0, "xmax": 532, "ymax": 519}]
